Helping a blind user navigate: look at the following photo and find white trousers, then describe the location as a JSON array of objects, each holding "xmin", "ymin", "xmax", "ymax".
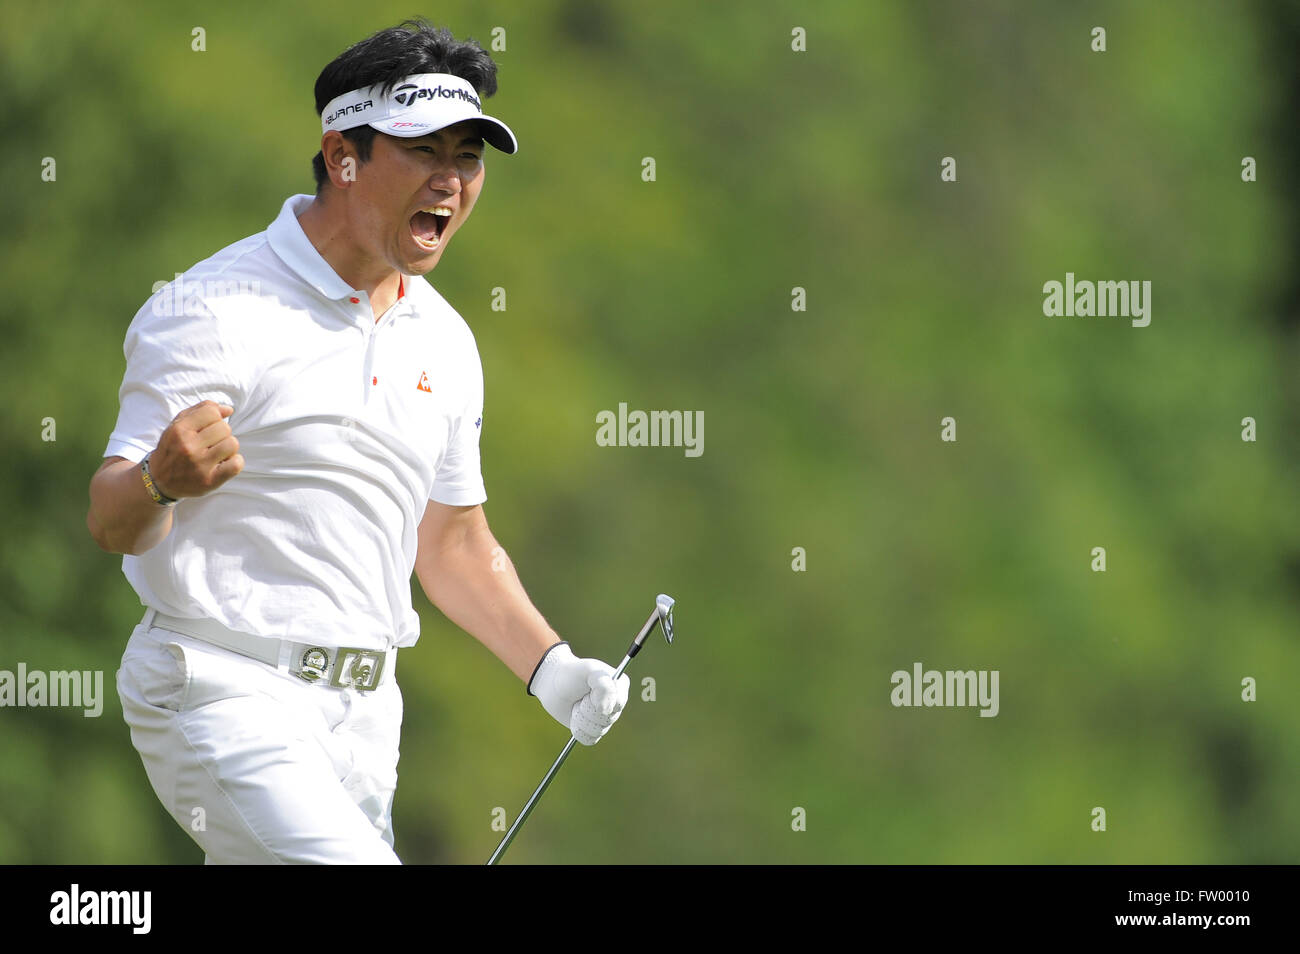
[{"xmin": 116, "ymin": 618, "xmax": 403, "ymax": 864}]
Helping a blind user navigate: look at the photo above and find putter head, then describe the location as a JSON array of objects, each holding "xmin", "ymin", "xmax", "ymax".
[{"xmin": 656, "ymin": 594, "xmax": 675, "ymax": 644}]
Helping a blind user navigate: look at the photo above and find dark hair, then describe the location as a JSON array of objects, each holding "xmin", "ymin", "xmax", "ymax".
[{"xmin": 311, "ymin": 20, "xmax": 500, "ymax": 191}]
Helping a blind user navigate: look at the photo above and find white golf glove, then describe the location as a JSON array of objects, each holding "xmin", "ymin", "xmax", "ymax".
[{"xmin": 528, "ymin": 642, "xmax": 630, "ymax": 745}]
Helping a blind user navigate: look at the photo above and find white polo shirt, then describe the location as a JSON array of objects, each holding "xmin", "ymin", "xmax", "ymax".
[{"xmin": 104, "ymin": 194, "xmax": 488, "ymax": 650}]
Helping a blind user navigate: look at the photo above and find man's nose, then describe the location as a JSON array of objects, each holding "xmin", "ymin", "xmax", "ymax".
[{"xmin": 428, "ymin": 158, "xmax": 462, "ymax": 193}]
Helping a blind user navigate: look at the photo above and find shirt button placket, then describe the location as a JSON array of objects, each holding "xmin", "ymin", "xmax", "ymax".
[{"xmin": 349, "ymin": 293, "xmax": 378, "ymax": 400}]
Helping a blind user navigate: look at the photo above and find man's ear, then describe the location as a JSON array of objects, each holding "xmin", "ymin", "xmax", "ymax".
[{"xmin": 319, "ymin": 130, "xmax": 361, "ymax": 189}]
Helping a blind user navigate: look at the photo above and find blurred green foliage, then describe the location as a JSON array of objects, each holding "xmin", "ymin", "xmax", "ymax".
[{"xmin": 1, "ymin": 0, "xmax": 1297, "ymax": 863}]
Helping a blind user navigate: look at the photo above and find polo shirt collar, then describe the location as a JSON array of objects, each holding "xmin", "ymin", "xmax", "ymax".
[{"xmin": 267, "ymin": 194, "xmax": 357, "ymax": 302}]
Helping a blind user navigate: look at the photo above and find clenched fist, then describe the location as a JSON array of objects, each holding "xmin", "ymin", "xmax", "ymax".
[{"xmin": 148, "ymin": 400, "xmax": 244, "ymax": 499}]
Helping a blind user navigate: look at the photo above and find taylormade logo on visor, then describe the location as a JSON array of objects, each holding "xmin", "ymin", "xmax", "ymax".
[{"xmin": 393, "ymin": 82, "xmax": 481, "ymax": 111}]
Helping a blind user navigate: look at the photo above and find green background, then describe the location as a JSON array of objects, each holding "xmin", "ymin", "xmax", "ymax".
[{"xmin": 1, "ymin": 0, "xmax": 1297, "ymax": 863}]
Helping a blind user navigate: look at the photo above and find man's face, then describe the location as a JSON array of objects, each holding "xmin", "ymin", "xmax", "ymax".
[{"xmin": 347, "ymin": 121, "xmax": 486, "ymax": 276}]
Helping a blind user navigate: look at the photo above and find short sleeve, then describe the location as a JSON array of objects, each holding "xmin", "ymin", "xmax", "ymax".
[
  {"xmin": 103, "ymin": 288, "xmax": 246, "ymax": 463},
  {"xmin": 429, "ymin": 344, "xmax": 487, "ymax": 506}
]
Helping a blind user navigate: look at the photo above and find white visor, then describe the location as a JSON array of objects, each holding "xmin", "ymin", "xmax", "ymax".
[{"xmin": 320, "ymin": 72, "xmax": 517, "ymax": 154}]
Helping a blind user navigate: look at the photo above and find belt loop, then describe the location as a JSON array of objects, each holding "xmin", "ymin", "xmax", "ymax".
[{"xmin": 141, "ymin": 607, "xmax": 158, "ymax": 631}]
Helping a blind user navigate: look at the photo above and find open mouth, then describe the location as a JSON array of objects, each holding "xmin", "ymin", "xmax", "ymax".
[{"xmin": 410, "ymin": 206, "xmax": 452, "ymax": 252}]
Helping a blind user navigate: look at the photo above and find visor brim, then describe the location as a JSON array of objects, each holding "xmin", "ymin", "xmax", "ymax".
[{"xmin": 371, "ymin": 112, "xmax": 518, "ymax": 155}]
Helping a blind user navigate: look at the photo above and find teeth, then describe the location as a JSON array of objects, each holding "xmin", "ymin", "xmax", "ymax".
[{"xmin": 422, "ymin": 207, "xmax": 452, "ymax": 216}]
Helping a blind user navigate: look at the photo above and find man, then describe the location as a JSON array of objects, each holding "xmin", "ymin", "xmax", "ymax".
[{"xmin": 87, "ymin": 21, "xmax": 629, "ymax": 864}]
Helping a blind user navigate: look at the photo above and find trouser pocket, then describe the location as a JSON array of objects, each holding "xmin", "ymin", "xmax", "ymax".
[{"xmin": 118, "ymin": 625, "xmax": 190, "ymax": 713}]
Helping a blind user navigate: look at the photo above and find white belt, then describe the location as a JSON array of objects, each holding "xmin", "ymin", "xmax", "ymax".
[{"xmin": 141, "ymin": 608, "xmax": 395, "ymax": 691}]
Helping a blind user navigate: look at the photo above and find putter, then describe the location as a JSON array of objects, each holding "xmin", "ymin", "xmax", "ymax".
[{"xmin": 486, "ymin": 593, "xmax": 675, "ymax": 865}]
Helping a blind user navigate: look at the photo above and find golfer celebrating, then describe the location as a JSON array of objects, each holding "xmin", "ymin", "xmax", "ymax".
[{"xmin": 87, "ymin": 21, "xmax": 629, "ymax": 864}]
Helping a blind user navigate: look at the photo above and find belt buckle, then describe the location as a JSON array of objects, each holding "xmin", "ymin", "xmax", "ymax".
[{"xmin": 329, "ymin": 647, "xmax": 385, "ymax": 692}]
